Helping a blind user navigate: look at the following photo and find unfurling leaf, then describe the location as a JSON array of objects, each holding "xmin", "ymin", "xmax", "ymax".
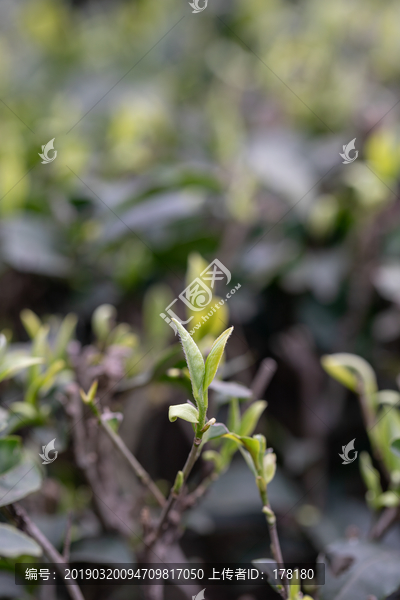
[
  {"xmin": 203, "ymin": 327, "xmax": 233, "ymax": 390},
  {"xmin": 172, "ymin": 319, "xmax": 205, "ymax": 407},
  {"xmin": 169, "ymin": 403, "xmax": 199, "ymax": 424}
]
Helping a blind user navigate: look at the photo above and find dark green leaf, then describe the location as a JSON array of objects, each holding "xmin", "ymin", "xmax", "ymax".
[
  {"xmin": 0, "ymin": 436, "xmax": 22, "ymax": 475},
  {"xmin": 0, "ymin": 524, "xmax": 42, "ymax": 558},
  {"xmin": 0, "ymin": 456, "xmax": 42, "ymax": 507}
]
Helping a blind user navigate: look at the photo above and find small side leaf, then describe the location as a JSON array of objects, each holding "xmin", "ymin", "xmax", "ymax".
[
  {"xmin": 169, "ymin": 403, "xmax": 199, "ymax": 424},
  {"xmin": 203, "ymin": 327, "xmax": 234, "ymax": 391},
  {"xmin": 321, "ymin": 353, "xmax": 377, "ymax": 396}
]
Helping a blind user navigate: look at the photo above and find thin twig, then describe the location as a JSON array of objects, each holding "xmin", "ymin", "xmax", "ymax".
[
  {"xmin": 99, "ymin": 416, "xmax": 166, "ymax": 508},
  {"xmin": 259, "ymin": 489, "xmax": 287, "ymax": 599},
  {"xmin": 9, "ymin": 504, "xmax": 84, "ymax": 600},
  {"xmin": 62, "ymin": 511, "xmax": 73, "ymax": 562},
  {"xmin": 250, "ymin": 358, "xmax": 277, "ymax": 402},
  {"xmin": 148, "ymin": 436, "xmax": 202, "ymax": 545}
]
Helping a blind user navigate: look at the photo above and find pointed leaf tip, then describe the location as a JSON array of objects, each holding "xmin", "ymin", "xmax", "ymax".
[
  {"xmin": 171, "ymin": 319, "xmax": 205, "ymax": 406},
  {"xmin": 204, "ymin": 327, "xmax": 233, "ymax": 391}
]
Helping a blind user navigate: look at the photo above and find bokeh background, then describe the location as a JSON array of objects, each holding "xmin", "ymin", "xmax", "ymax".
[{"xmin": 1, "ymin": 0, "xmax": 400, "ymax": 598}]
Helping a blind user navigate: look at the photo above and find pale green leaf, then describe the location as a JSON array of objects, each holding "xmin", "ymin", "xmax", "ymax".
[
  {"xmin": 0, "ymin": 356, "xmax": 44, "ymax": 383},
  {"xmin": 0, "ymin": 524, "xmax": 42, "ymax": 558},
  {"xmin": 203, "ymin": 327, "xmax": 234, "ymax": 390},
  {"xmin": 172, "ymin": 319, "xmax": 205, "ymax": 406},
  {"xmin": 169, "ymin": 403, "xmax": 199, "ymax": 424}
]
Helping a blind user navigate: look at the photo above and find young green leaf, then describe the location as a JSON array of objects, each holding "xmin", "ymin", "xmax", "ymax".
[
  {"xmin": 169, "ymin": 403, "xmax": 199, "ymax": 424},
  {"xmin": 223, "ymin": 433, "xmax": 261, "ymax": 469},
  {"xmin": 239, "ymin": 400, "xmax": 268, "ymax": 436},
  {"xmin": 321, "ymin": 353, "xmax": 377, "ymax": 396},
  {"xmin": 172, "ymin": 319, "xmax": 205, "ymax": 406},
  {"xmin": 203, "ymin": 327, "xmax": 234, "ymax": 391}
]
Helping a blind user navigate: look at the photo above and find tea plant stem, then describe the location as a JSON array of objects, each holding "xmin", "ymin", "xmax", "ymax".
[
  {"xmin": 150, "ymin": 435, "xmax": 202, "ymax": 544},
  {"xmin": 370, "ymin": 506, "xmax": 400, "ymax": 540},
  {"xmin": 259, "ymin": 489, "xmax": 288, "ymax": 599},
  {"xmin": 100, "ymin": 417, "xmax": 166, "ymax": 508},
  {"xmin": 9, "ymin": 504, "xmax": 85, "ymax": 600}
]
